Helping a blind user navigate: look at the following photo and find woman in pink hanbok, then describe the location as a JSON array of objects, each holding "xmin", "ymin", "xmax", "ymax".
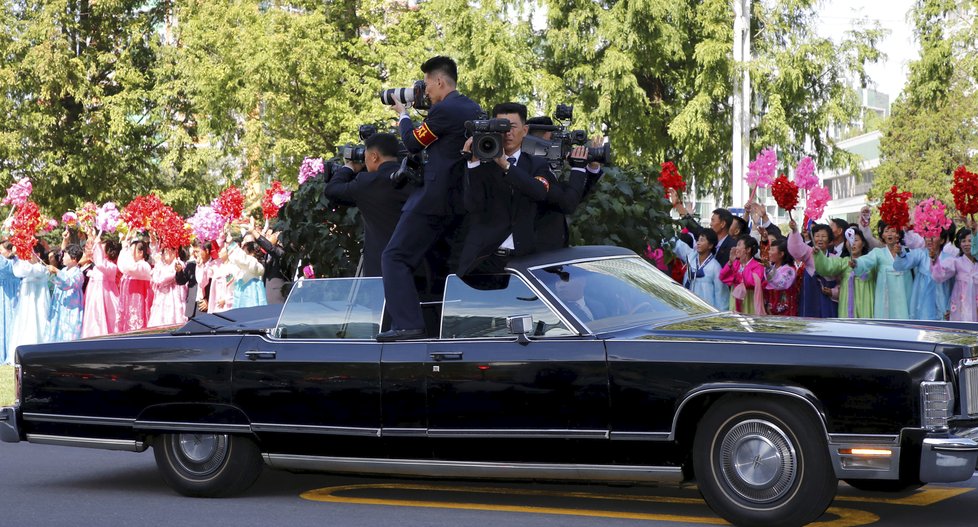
[
  {"xmin": 931, "ymin": 228, "xmax": 978, "ymax": 322},
  {"xmin": 148, "ymin": 244, "xmax": 189, "ymax": 327},
  {"xmin": 116, "ymin": 236, "xmax": 154, "ymax": 332},
  {"xmin": 81, "ymin": 235, "xmax": 122, "ymax": 337},
  {"xmin": 719, "ymin": 237, "xmax": 768, "ymax": 315}
]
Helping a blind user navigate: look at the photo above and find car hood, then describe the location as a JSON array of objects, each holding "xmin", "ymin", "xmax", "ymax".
[{"xmin": 609, "ymin": 312, "xmax": 978, "ymax": 354}]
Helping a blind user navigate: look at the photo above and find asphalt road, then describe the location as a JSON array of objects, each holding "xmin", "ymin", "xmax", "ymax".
[{"xmin": 1, "ymin": 441, "xmax": 976, "ymax": 527}]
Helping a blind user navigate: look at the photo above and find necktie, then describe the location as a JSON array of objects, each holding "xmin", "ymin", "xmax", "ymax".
[{"xmin": 507, "ymin": 157, "xmax": 517, "ymax": 169}]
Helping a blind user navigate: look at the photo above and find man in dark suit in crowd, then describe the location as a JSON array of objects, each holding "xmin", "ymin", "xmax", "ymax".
[
  {"xmin": 325, "ymin": 133, "xmax": 411, "ymax": 277},
  {"xmin": 533, "ymin": 139, "xmax": 604, "ymax": 252},
  {"xmin": 457, "ymin": 103, "xmax": 552, "ymax": 276},
  {"xmin": 669, "ymin": 190, "xmax": 737, "ymax": 266},
  {"xmin": 378, "ymin": 56, "xmax": 482, "ymax": 341}
]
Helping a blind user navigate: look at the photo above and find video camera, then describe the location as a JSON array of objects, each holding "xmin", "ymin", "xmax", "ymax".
[
  {"xmin": 379, "ymin": 80, "xmax": 431, "ymax": 110},
  {"xmin": 524, "ymin": 104, "xmax": 611, "ymax": 167},
  {"xmin": 464, "ymin": 118, "xmax": 512, "ymax": 161}
]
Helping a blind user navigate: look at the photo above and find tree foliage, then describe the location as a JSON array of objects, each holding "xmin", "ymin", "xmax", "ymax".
[
  {"xmin": 0, "ymin": 0, "xmax": 882, "ymax": 276},
  {"xmin": 871, "ymin": 0, "xmax": 978, "ymax": 211}
]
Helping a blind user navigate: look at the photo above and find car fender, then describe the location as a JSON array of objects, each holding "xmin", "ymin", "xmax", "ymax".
[{"xmin": 670, "ymin": 382, "xmax": 829, "ymax": 441}]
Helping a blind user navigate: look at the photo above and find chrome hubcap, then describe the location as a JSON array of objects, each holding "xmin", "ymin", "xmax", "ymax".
[
  {"xmin": 171, "ymin": 433, "xmax": 229, "ymax": 477},
  {"xmin": 718, "ymin": 419, "xmax": 797, "ymax": 503},
  {"xmin": 178, "ymin": 433, "xmax": 220, "ymax": 463}
]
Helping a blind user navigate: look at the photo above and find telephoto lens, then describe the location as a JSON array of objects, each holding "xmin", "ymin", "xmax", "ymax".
[
  {"xmin": 378, "ymin": 80, "xmax": 429, "ymax": 109},
  {"xmin": 586, "ymin": 142, "xmax": 612, "ymax": 165}
]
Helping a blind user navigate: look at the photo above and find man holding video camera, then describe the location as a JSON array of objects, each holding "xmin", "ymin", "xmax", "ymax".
[
  {"xmin": 325, "ymin": 133, "xmax": 411, "ymax": 278},
  {"xmin": 377, "ymin": 56, "xmax": 482, "ymax": 342},
  {"xmin": 457, "ymin": 102, "xmax": 552, "ymax": 276},
  {"xmin": 533, "ymin": 138, "xmax": 605, "ymax": 251}
]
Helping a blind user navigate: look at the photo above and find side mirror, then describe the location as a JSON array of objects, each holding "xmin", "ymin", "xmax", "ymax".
[
  {"xmin": 268, "ymin": 327, "xmax": 283, "ymax": 339},
  {"xmin": 507, "ymin": 314, "xmax": 533, "ymax": 345}
]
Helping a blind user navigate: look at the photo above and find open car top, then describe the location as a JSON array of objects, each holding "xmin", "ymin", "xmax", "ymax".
[{"xmin": 174, "ymin": 304, "xmax": 283, "ymax": 335}]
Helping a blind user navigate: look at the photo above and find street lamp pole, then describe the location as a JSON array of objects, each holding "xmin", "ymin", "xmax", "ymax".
[{"xmin": 732, "ymin": 0, "xmax": 751, "ymax": 209}]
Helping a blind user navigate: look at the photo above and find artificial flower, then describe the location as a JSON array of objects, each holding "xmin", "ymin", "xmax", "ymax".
[
  {"xmin": 657, "ymin": 161, "xmax": 687, "ymax": 193},
  {"xmin": 804, "ymin": 185, "xmax": 831, "ymax": 221},
  {"xmin": 746, "ymin": 148, "xmax": 777, "ymax": 189},
  {"xmin": 793, "ymin": 157, "xmax": 818, "ymax": 191},
  {"xmin": 2, "ymin": 178, "xmax": 32, "ymax": 207},
  {"xmin": 880, "ymin": 186, "xmax": 913, "ymax": 230},
  {"xmin": 298, "ymin": 157, "xmax": 325, "ymax": 185},
  {"xmin": 772, "ymin": 174, "xmax": 799, "ymax": 212},
  {"xmin": 913, "ymin": 198, "xmax": 952, "ymax": 238}
]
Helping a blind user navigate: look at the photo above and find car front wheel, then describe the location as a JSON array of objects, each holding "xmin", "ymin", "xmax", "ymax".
[
  {"xmin": 692, "ymin": 397, "xmax": 837, "ymax": 527},
  {"xmin": 153, "ymin": 432, "xmax": 263, "ymax": 497}
]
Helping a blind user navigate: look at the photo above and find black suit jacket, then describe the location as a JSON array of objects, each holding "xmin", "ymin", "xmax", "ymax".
[
  {"xmin": 534, "ymin": 167, "xmax": 602, "ymax": 252},
  {"xmin": 681, "ymin": 215, "xmax": 735, "ymax": 267},
  {"xmin": 174, "ymin": 260, "xmax": 198, "ymax": 319},
  {"xmin": 457, "ymin": 153, "xmax": 551, "ymax": 275},
  {"xmin": 324, "ymin": 160, "xmax": 411, "ymax": 277},
  {"xmin": 398, "ymin": 91, "xmax": 483, "ymax": 216}
]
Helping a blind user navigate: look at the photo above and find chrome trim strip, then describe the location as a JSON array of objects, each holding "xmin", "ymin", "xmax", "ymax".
[
  {"xmin": 507, "ymin": 268, "xmax": 590, "ymax": 334},
  {"xmin": 132, "ymin": 421, "xmax": 252, "ymax": 433},
  {"xmin": 263, "ymin": 454, "xmax": 684, "ymax": 483},
  {"xmin": 827, "ymin": 434, "xmax": 899, "ymax": 445},
  {"xmin": 381, "ymin": 428, "xmax": 427, "ymax": 437},
  {"xmin": 251, "ymin": 423, "xmax": 381, "ymax": 438},
  {"xmin": 670, "ymin": 387, "xmax": 828, "ymax": 441},
  {"xmin": 23, "ymin": 413, "xmax": 133, "ymax": 427},
  {"xmin": 27, "ymin": 434, "xmax": 145, "ymax": 452},
  {"xmin": 525, "ymin": 254, "xmax": 635, "ymax": 271},
  {"xmin": 609, "ymin": 431, "xmax": 672, "ymax": 441},
  {"xmin": 426, "ymin": 429, "xmax": 608, "ymax": 440}
]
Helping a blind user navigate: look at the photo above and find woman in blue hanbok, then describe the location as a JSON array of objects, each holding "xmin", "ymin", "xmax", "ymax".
[
  {"xmin": 10, "ymin": 250, "xmax": 50, "ymax": 354},
  {"xmin": 0, "ymin": 243, "xmax": 21, "ymax": 363},
  {"xmin": 892, "ymin": 234, "xmax": 949, "ymax": 320},
  {"xmin": 852, "ymin": 222, "xmax": 912, "ymax": 319},
  {"xmin": 44, "ymin": 244, "xmax": 85, "ymax": 343},
  {"xmin": 228, "ymin": 239, "xmax": 267, "ymax": 309},
  {"xmin": 672, "ymin": 230, "xmax": 728, "ymax": 310}
]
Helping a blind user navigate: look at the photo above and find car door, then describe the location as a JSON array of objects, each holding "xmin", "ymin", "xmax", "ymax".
[
  {"xmin": 232, "ymin": 278, "xmax": 385, "ymax": 458},
  {"xmin": 425, "ymin": 273, "xmax": 611, "ymax": 464}
]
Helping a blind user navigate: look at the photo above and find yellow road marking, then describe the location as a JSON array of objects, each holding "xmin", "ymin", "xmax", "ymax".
[
  {"xmin": 836, "ymin": 486, "xmax": 972, "ymax": 506},
  {"xmin": 300, "ymin": 483, "xmax": 879, "ymax": 526}
]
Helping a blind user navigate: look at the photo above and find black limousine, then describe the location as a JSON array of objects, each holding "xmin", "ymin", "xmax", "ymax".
[{"xmin": 3, "ymin": 246, "xmax": 978, "ymax": 527}]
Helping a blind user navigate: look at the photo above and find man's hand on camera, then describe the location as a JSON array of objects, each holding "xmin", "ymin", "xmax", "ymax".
[
  {"xmin": 392, "ymin": 99, "xmax": 406, "ymax": 117},
  {"xmin": 344, "ymin": 160, "xmax": 365, "ymax": 172},
  {"xmin": 494, "ymin": 152, "xmax": 511, "ymax": 172},
  {"xmin": 463, "ymin": 137, "xmax": 479, "ymax": 164},
  {"xmin": 569, "ymin": 146, "xmax": 588, "ymax": 169}
]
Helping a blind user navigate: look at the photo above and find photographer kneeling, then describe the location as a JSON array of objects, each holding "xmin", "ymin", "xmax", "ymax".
[
  {"xmin": 325, "ymin": 133, "xmax": 411, "ymax": 277},
  {"xmin": 457, "ymin": 102, "xmax": 552, "ymax": 276}
]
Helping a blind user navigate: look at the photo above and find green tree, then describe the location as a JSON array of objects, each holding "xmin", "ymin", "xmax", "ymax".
[
  {"xmin": 538, "ymin": 0, "xmax": 884, "ymax": 203},
  {"xmin": 0, "ymin": 0, "xmax": 219, "ymax": 215},
  {"xmin": 871, "ymin": 0, "xmax": 978, "ymax": 211}
]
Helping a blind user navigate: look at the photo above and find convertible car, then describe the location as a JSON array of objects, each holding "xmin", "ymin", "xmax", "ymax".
[{"xmin": 3, "ymin": 246, "xmax": 978, "ymax": 527}]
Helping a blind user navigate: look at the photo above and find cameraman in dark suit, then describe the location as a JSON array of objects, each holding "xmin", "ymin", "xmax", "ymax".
[
  {"xmin": 533, "ymin": 138, "xmax": 605, "ymax": 252},
  {"xmin": 325, "ymin": 133, "xmax": 411, "ymax": 277},
  {"xmin": 457, "ymin": 103, "xmax": 552, "ymax": 276},
  {"xmin": 378, "ymin": 56, "xmax": 482, "ymax": 342}
]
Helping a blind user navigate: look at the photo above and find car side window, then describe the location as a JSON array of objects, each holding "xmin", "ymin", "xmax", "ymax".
[
  {"xmin": 440, "ymin": 274, "xmax": 574, "ymax": 339},
  {"xmin": 275, "ymin": 278, "xmax": 384, "ymax": 339}
]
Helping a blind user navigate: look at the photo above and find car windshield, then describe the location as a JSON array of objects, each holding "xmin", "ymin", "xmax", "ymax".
[{"xmin": 530, "ymin": 256, "xmax": 716, "ymax": 332}]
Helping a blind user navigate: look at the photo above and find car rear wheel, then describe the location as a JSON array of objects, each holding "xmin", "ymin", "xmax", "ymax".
[
  {"xmin": 692, "ymin": 397, "xmax": 837, "ymax": 527},
  {"xmin": 153, "ymin": 433, "xmax": 263, "ymax": 497}
]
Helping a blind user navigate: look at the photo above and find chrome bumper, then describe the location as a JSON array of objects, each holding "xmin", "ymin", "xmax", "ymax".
[
  {"xmin": 920, "ymin": 436, "xmax": 978, "ymax": 483},
  {"xmin": 0, "ymin": 407, "xmax": 20, "ymax": 443}
]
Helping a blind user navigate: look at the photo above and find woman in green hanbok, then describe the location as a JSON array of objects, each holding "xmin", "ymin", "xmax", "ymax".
[{"xmin": 812, "ymin": 224, "xmax": 876, "ymax": 318}]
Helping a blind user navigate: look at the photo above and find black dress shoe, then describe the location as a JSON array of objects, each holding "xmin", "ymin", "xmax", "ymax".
[{"xmin": 376, "ymin": 328, "xmax": 427, "ymax": 342}]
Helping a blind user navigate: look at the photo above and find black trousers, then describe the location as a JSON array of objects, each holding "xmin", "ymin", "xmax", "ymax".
[{"xmin": 381, "ymin": 212, "xmax": 458, "ymax": 330}]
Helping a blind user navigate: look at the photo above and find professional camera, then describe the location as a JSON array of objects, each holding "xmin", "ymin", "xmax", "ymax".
[
  {"xmin": 358, "ymin": 124, "xmax": 377, "ymax": 141},
  {"xmin": 379, "ymin": 80, "xmax": 430, "ymax": 110},
  {"xmin": 390, "ymin": 152, "xmax": 425, "ymax": 189},
  {"xmin": 464, "ymin": 118, "xmax": 512, "ymax": 161},
  {"xmin": 337, "ymin": 144, "xmax": 366, "ymax": 163},
  {"xmin": 523, "ymin": 103, "xmax": 612, "ymax": 167}
]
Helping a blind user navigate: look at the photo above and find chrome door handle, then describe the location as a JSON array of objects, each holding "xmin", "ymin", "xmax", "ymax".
[
  {"xmin": 245, "ymin": 350, "xmax": 277, "ymax": 361},
  {"xmin": 430, "ymin": 352, "xmax": 463, "ymax": 361}
]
